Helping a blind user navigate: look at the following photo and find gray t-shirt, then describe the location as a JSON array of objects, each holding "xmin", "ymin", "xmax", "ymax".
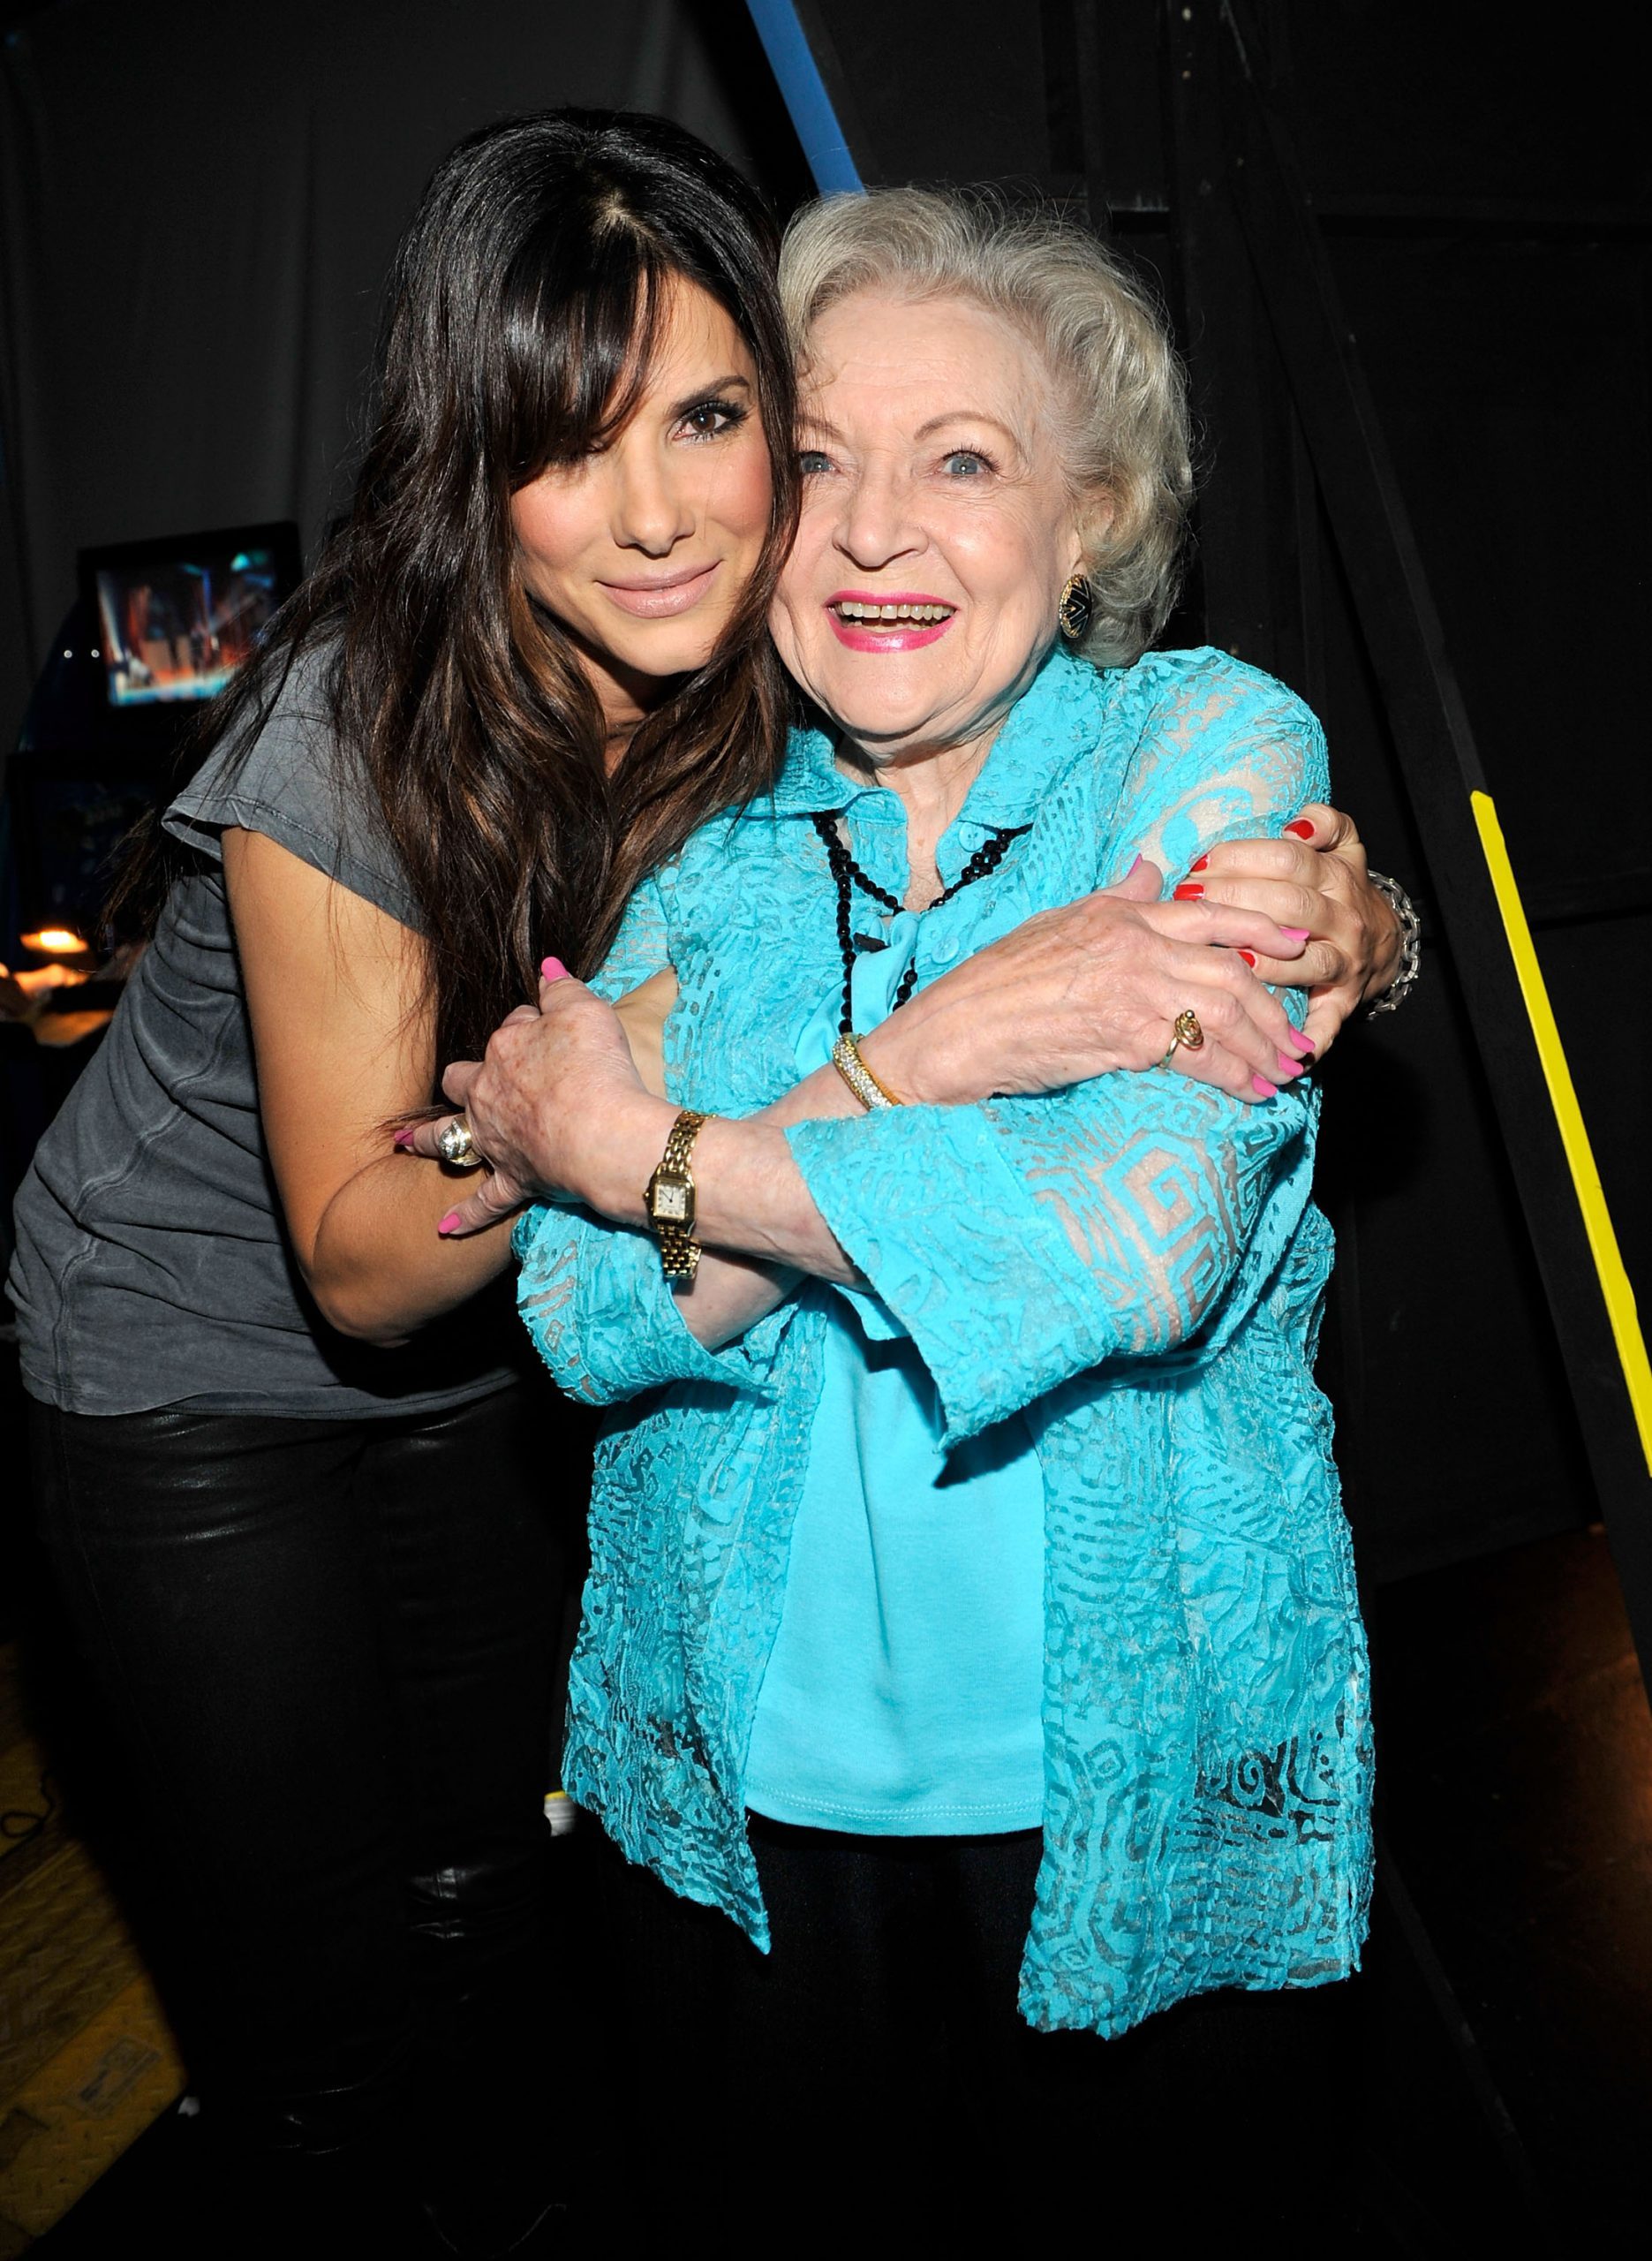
[{"xmin": 7, "ymin": 647, "xmax": 528, "ymax": 1417}]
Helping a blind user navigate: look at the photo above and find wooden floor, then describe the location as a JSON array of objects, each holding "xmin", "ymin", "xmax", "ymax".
[{"xmin": 0, "ymin": 1643, "xmax": 185, "ymax": 2252}]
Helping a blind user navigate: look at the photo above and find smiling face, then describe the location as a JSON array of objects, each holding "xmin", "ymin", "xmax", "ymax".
[
  {"xmin": 510, "ymin": 279, "xmax": 773, "ymax": 737},
  {"xmin": 770, "ymin": 289, "xmax": 1087, "ymax": 771}
]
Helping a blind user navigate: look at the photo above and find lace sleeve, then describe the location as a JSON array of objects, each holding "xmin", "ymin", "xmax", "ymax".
[
  {"xmin": 786, "ymin": 666, "xmax": 1331, "ymax": 1447},
  {"xmin": 514, "ymin": 872, "xmax": 796, "ymax": 1404},
  {"xmin": 515, "ymin": 1206, "xmax": 796, "ymax": 1407},
  {"xmin": 787, "ymin": 1077, "xmax": 1313, "ymax": 1445},
  {"xmin": 1111, "ymin": 647, "xmax": 1331, "ymax": 881}
]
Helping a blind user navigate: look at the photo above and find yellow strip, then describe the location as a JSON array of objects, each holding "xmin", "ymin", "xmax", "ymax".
[{"xmin": 1471, "ymin": 790, "xmax": 1652, "ymax": 1475}]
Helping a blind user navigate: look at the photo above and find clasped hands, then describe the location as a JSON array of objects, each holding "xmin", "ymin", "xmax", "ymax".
[{"xmin": 397, "ymin": 805, "xmax": 1399, "ymax": 1236}]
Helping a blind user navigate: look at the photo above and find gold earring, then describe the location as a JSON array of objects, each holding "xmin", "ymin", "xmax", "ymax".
[{"xmin": 1058, "ymin": 574, "xmax": 1093, "ymax": 642}]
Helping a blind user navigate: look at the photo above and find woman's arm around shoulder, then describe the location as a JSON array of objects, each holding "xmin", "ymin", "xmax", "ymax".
[
  {"xmin": 421, "ymin": 700, "xmax": 1330, "ymax": 1423},
  {"xmin": 781, "ymin": 672, "xmax": 1329, "ymax": 1436}
]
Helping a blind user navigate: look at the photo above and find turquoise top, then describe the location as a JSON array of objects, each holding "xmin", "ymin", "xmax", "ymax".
[
  {"xmin": 743, "ymin": 926, "xmax": 1046, "ymax": 1834},
  {"xmin": 517, "ymin": 645, "xmax": 1373, "ymax": 2038}
]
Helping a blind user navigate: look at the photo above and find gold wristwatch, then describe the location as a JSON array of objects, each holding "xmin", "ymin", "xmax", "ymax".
[{"xmin": 644, "ymin": 1109, "xmax": 711, "ymax": 1280}]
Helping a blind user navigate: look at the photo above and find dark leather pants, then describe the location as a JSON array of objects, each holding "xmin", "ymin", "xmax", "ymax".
[{"xmin": 27, "ymin": 1383, "xmax": 588, "ymax": 2248}]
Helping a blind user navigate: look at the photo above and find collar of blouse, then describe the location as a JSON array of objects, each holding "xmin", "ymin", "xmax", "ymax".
[{"xmin": 750, "ymin": 641, "xmax": 1111, "ymax": 836}]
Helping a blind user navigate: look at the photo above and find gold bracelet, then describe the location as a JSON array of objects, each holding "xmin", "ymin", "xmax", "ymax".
[
  {"xmin": 643, "ymin": 1108, "xmax": 711, "ymax": 1279},
  {"xmin": 830, "ymin": 1032, "xmax": 906, "ymax": 1113}
]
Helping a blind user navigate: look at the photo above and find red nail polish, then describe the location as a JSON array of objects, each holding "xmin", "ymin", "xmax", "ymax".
[
  {"xmin": 1284, "ymin": 820, "xmax": 1316, "ymax": 841},
  {"xmin": 1173, "ymin": 882, "xmax": 1204, "ymax": 901},
  {"xmin": 437, "ymin": 1212, "xmax": 461, "ymax": 1236},
  {"xmin": 541, "ymin": 957, "xmax": 569, "ymax": 981},
  {"xmin": 1188, "ymin": 854, "xmax": 1210, "ymax": 874},
  {"xmin": 1236, "ymin": 949, "xmax": 1257, "ymax": 968},
  {"xmin": 1251, "ymin": 1075, "xmax": 1278, "ymax": 1098},
  {"xmin": 1279, "ymin": 926, "xmax": 1309, "ymax": 942}
]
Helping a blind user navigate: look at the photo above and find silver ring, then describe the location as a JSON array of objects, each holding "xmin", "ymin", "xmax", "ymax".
[{"xmin": 434, "ymin": 1115, "xmax": 482, "ymax": 1170}]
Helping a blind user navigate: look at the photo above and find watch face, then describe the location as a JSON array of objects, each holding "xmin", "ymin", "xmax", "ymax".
[{"xmin": 653, "ymin": 1178, "xmax": 690, "ymax": 1223}]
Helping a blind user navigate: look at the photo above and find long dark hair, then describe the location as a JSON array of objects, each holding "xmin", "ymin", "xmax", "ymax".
[{"xmin": 112, "ymin": 109, "xmax": 799, "ymax": 1070}]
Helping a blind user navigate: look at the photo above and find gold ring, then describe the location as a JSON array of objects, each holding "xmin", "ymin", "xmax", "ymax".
[
  {"xmin": 434, "ymin": 1115, "xmax": 482, "ymax": 1170},
  {"xmin": 1160, "ymin": 1008, "xmax": 1205, "ymax": 1066}
]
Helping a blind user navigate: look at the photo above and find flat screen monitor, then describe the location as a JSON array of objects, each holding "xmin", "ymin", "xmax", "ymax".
[{"xmin": 79, "ymin": 522, "xmax": 301, "ymax": 712}]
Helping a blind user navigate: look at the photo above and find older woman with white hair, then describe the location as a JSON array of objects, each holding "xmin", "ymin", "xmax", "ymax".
[{"xmin": 418, "ymin": 188, "xmax": 1373, "ymax": 2207}]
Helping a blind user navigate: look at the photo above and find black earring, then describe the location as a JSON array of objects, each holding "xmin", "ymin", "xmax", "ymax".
[{"xmin": 1058, "ymin": 574, "xmax": 1093, "ymax": 643}]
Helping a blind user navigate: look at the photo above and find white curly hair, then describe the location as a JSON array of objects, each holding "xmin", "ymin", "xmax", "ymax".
[{"xmin": 779, "ymin": 186, "xmax": 1194, "ymax": 668}]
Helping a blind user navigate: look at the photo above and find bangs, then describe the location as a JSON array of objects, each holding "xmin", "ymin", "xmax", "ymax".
[{"xmin": 501, "ymin": 218, "xmax": 682, "ymax": 481}]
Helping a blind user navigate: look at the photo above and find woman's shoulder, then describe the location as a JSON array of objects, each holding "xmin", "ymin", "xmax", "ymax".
[
  {"xmin": 648, "ymin": 727, "xmax": 834, "ymax": 896},
  {"xmin": 1095, "ymin": 647, "xmax": 1331, "ymax": 864},
  {"xmin": 1105, "ymin": 645, "xmax": 1323, "ymax": 737},
  {"xmin": 162, "ymin": 639, "xmax": 420, "ymax": 927},
  {"xmin": 1106, "ymin": 646, "xmax": 1327, "ymax": 787},
  {"xmin": 167, "ymin": 641, "xmax": 341, "ymax": 828}
]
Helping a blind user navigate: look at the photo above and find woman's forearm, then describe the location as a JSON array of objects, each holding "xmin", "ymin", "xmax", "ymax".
[
  {"xmin": 659, "ymin": 1062, "xmax": 866, "ymax": 1343},
  {"xmin": 225, "ymin": 825, "xmax": 520, "ymax": 1348},
  {"xmin": 573, "ymin": 1091, "xmax": 856, "ymax": 1347},
  {"xmin": 585, "ymin": 1098, "xmax": 856, "ymax": 1277},
  {"xmin": 306, "ymin": 1153, "xmax": 517, "ymax": 1343}
]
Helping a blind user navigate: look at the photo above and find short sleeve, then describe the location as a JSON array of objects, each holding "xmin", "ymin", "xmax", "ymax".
[{"xmin": 164, "ymin": 644, "xmax": 422, "ymax": 931}]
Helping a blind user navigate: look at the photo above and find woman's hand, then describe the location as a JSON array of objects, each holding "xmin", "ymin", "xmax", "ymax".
[
  {"xmin": 1179, "ymin": 804, "xmax": 1401, "ymax": 1057},
  {"xmin": 866, "ymin": 856, "xmax": 1315, "ymax": 1108},
  {"xmin": 398, "ymin": 968, "xmax": 667, "ymax": 1235}
]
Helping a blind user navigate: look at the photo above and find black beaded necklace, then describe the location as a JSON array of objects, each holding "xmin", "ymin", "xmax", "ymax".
[{"xmin": 810, "ymin": 809, "xmax": 1027, "ymax": 1037}]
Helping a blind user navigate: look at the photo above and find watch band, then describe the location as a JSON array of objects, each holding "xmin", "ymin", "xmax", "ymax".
[{"xmin": 645, "ymin": 1108, "xmax": 710, "ymax": 1280}]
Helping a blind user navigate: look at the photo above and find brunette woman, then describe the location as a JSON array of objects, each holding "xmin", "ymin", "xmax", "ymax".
[
  {"xmin": 9, "ymin": 110, "xmax": 1399, "ymax": 2255},
  {"xmin": 8, "ymin": 110, "xmax": 798, "ymax": 2257}
]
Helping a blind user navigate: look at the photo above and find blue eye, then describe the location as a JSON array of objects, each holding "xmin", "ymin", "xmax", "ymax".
[
  {"xmin": 799, "ymin": 449, "xmax": 832, "ymax": 475},
  {"xmin": 944, "ymin": 450, "xmax": 990, "ymax": 477}
]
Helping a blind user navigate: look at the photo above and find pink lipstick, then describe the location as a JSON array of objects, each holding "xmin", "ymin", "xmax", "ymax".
[{"xmin": 825, "ymin": 588, "xmax": 956, "ymax": 654}]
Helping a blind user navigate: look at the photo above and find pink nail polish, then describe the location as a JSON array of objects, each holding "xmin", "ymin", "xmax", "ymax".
[
  {"xmin": 437, "ymin": 1211, "xmax": 461, "ymax": 1236},
  {"xmin": 1279, "ymin": 926, "xmax": 1309, "ymax": 942},
  {"xmin": 540, "ymin": 957, "xmax": 569, "ymax": 981},
  {"xmin": 393, "ymin": 1128, "xmax": 414, "ymax": 1151},
  {"xmin": 1276, "ymin": 1052, "xmax": 1305, "ymax": 1078},
  {"xmin": 1285, "ymin": 1029, "xmax": 1314, "ymax": 1057},
  {"xmin": 1251, "ymin": 1075, "xmax": 1278, "ymax": 1098},
  {"xmin": 1128, "ymin": 854, "xmax": 1146, "ymax": 874}
]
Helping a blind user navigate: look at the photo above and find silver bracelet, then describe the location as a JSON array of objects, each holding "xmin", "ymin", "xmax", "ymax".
[{"xmin": 1365, "ymin": 870, "xmax": 1422, "ymax": 1018}]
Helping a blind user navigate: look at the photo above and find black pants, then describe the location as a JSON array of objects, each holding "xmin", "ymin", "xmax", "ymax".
[
  {"xmin": 27, "ymin": 1385, "xmax": 588, "ymax": 2246},
  {"xmin": 600, "ymin": 1813, "xmax": 1360, "ymax": 2228}
]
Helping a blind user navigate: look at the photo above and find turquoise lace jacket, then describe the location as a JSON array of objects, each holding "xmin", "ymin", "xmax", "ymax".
[{"xmin": 517, "ymin": 645, "xmax": 1373, "ymax": 2037}]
